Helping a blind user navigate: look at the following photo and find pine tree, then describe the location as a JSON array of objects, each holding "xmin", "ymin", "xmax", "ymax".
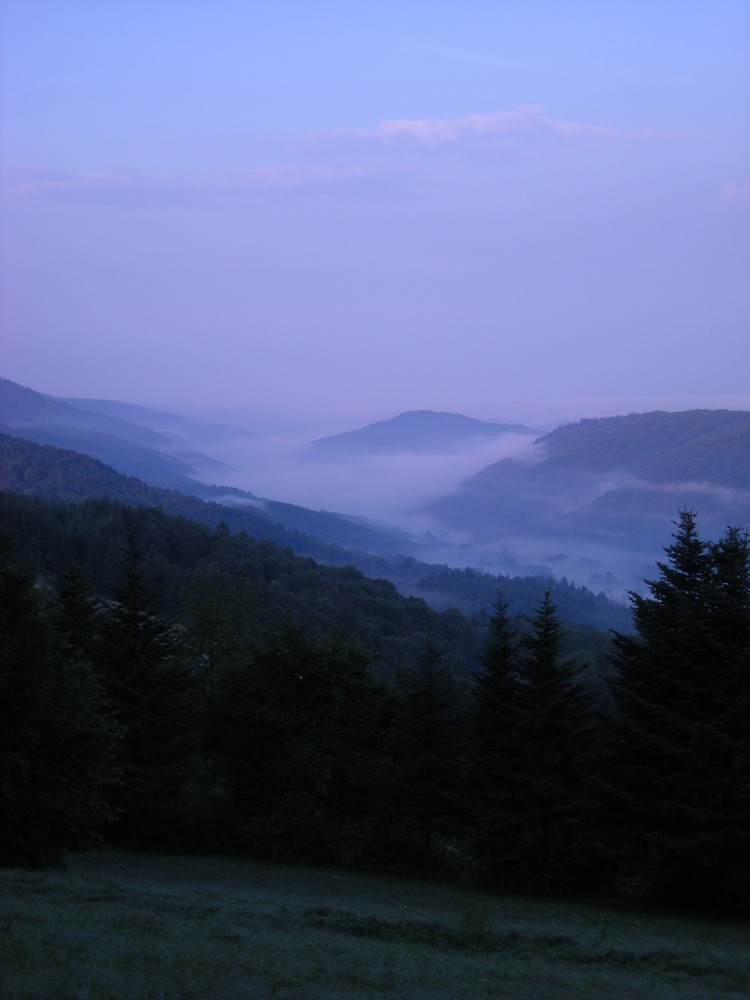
[
  {"xmin": 56, "ymin": 562, "xmax": 98, "ymax": 658},
  {"xmin": 709, "ymin": 526, "xmax": 750, "ymax": 904},
  {"xmin": 0, "ymin": 540, "xmax": 120, "ymax": 866},
  {"xmin": 470, "ymin": 596, "xmax": 525, "ymax": 883},
  {"xmin": 608, "ymin": 511, "xmax": 750, "ymax": 906},
  {"xmin": 96, "ymin": 529, "xmax": 194, "ymax": 847},
  {"xmin": 209, "ymin": 614, "xmax": 383, "ymax": 865},
  {"xmin": 471, "ymin": 591, "xmax": 594, "ymax": 890},
  {"xmin": 515, "ymin": 590, "xmax": 595, "ymax": 888},
  {"xmin": 388, "ymin": 636, "xmax": 464, "ymax": 868}
]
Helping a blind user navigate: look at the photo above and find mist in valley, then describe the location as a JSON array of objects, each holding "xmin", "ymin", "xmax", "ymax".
[
  {"xmin": 205, "ymin": 425, "xmax": 533, "ymax": 521},
  {"xmin": 3, "ymin": 4, "xmax": 748, "ymax": 607},
  {"xmin": 182, "ymin": 416, "xmax": 665, "ymax": 602},
  {"xmin": 180, "ymin": 404, "xmax": 748, "ymax": 604},
  {"xmin": 4, "ymin": 370, "xmax": 746, "ymax": 605}
]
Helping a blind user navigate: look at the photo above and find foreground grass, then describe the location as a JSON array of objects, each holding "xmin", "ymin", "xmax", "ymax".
[{"xmin": 1, "ymin": 851, "xmax": 748, "ymax": 999}]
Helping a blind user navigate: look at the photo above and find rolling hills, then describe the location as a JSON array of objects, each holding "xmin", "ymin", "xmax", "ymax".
[
  {"xmin": 0, "ymin": 377, "xmax": 231, "ymax": 487},
  {"xmin": 0, "ymin": 430, "xmax": 631, "ymax": 632},
  {"xmin": 427, "ymin": 410, "xmax": 750, "ymax": 596},
  {"xmin": 4, "ymin": 374, "xmax": 747, "ymax": 610},
  {"xmin": 310, "ymin": 409, "xmax": 535, "ymax": 455}
]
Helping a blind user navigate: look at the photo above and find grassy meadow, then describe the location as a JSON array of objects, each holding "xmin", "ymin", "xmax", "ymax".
[{"xmin": 1, "ymin": 850, "xmax": 748, "ymax": 999}]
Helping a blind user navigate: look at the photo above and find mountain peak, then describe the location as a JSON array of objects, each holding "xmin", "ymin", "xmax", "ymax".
[{"xmin": 311, "ymin": 410, "xmax": 535, "ymax": 456}]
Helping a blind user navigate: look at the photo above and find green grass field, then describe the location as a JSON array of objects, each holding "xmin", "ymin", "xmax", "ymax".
[{"xmin": 1, "ymin": 850, "xmax": 748, "ymax": 999}]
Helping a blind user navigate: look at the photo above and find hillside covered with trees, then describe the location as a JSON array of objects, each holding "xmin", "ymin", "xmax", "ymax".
[
  {"xmin": 0, "ymin": 432, "xmax": 631, "ymax": 631},
  {"xmin": 2, "ymin": 487, "xmax": 748, "ymax": 912},
  {"xmin": 429, "ymin": 409, "xmax": 750, "ymax": 597},
  {"xmin": 310, "ymin": 409, "xmax": 535, "ymax": 455},
  {"xmin": 537, "ymin": 409, "xmax": 750, "ymax": 487}
]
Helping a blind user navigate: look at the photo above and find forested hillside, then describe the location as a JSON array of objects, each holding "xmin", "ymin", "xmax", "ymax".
[
  {"xmin": 0, "ymin": 377, "xmax": 220, "ymax": 487},
  {"xmin": 0, "ymin": 432, "xmax": 631, "ymax": 631},
  {"xmin": 429, "ymin": 409, "xmax": 750, "ymax": 596},
  {"xmin": 538, "ymin": 409, "xmax": 750, "ymax": 486},
  {"xmin": 0, "ymin": 489, "xmax": 479, "ymax": 675},
  {"xmin": 311, "ymin": 409, "xmax": 535, "ymax": 455},
  {"xmin": 2, "ymin": 497, "xmax": 748, "ymax": 912}
]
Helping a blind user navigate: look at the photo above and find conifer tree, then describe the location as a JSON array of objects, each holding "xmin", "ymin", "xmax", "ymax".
[
  {"xmin": 515, "ymin": 590, "xmax": 594, "ymax": 888},
  {"xmin": 56, "ymin": 562, "xmax": 98, "ymax": 658},
  {"xmin": 471, "ymin": 591, "xmax": 594, "ymax": 889},
  {"xmin": 708, "ymin": 526, "xmax": 750, "ymax": 903},
  {"xmin": 608, "ymin": 511, "xmax": 750, "ymax": 905},
  {"xmin": 96, "ymin": 528, "xmax": 194, "ymax": 847},
  {"xmin": 470, "ymin": 597, "xmax": 524, "ymax": 882},
  {"xmin": 210, "ymin": 616, "xmax": 382, "ymax": 865},
  {"xmin": 0, "ymin": 541, "xmax": 119, "ymax": 865},
  {"xmin": 389, "ymin": 636, "xmax": 463, "ymax": 867}
]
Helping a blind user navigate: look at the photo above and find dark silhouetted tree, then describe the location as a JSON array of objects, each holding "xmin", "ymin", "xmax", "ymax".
[
  {"xmin": 470, "ymin": 596, "xmax": 524, "ymax": 882},
  {"xmin": 609, "ymin": 511, "xmax": 750, "ymax": 906},
  {"xmin": 96, "ymin": 528, "xmax": 194, "ymax": 847},
  {"xmin": 471, "ymin": 591, "xmax": 594, "ymax": 890},
  {"xmin": 0, "ymin": 540, "xmax": 120, "ymax": 866},
  {"xmin": 388, "ymin": 636, "xmax": 465, "ymax": 868}
]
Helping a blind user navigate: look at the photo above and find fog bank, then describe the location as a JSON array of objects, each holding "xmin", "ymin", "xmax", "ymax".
[{"xmin": 207, "ymin": 431, "xmax": 536, "ymax": 526}]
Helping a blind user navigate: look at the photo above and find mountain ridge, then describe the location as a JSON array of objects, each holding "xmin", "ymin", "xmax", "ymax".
[
  {"xmin": 530, "ymin": 410, "xmax": 750, "ymax": 488},
  {"xmin": 0, "ymin": 431, "xmax": 631, "ymax": 631},
  {"xmin": 427, "ymin": 409, "xmax": 750, "ymax": 596},
  {"xmin": 311, "ymin": 409, "xmax": 536, "ymax": 456},
  {"xmin": 0, "ymin": 378, "xmax": 227, "ymax": 487},
  {"xmin": 4, "ymin": 376, "xmax": 746, "ymax": 603}
]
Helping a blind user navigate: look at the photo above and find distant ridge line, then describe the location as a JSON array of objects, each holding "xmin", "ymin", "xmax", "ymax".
[{"xmin": 311, "ymin": 409, "xmax": 537, "ymax": 455}]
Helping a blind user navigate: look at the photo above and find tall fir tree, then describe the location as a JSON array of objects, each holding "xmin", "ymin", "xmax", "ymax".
[
  {"xmin": 514, "ymin": 589, "xmax": 595, "ymax": 889},
  {"xmin": 209, "ymin": 614, "xmax": 383, "ymax": 865},
  {"xmin": 0, "ymin": 540, "xmax": 120, "ymax": 865},
  {"xmin": 56, "ymin": 562, "xmax": 98, "ymax": 658},
  {"xmin": 470, "ymin": 596, "xmax": 525, "ymax": 883},
  {"xmin": 708, "ymin": 526, "xmax": 750, "ymax": 904},
  {"xmin": 471, "ymin": 591, "xmax": 594, "ymax": 890},
  {"xmin": 608, "ymin": 511, "xmax": 750, "ymax": 906},
  {"xmin": 95, "ymin": 528, "xmax": 195, "ymax": 848},
  {"xmin": 387, "ymin": 636, "xmax": 465, "ymax": 869}
]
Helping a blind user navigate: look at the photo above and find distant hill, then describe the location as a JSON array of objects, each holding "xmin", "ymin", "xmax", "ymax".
[
  {"xmin": 428, "ymin": 410, "xmax": 750, "ymax": 597},
  {"xmin": 0, "ymin": 378, "xmax": 227, "ymax": 488},
  {"xmin": 64, "ymin": 397, "xmax": 253, "ymax": 446},
  {"xmin": 537, "ymin": 410, "xmax": 750, "ymax": 488},
  {"xmin": 311, "ymin": 410, "xmax": 536, "ymax": 456},
  {"xmin": 1, "ymin": 380, "xmax": 406, "ymax": 552},
  {"xmin": 0, "ymin": 432, "xmax": 631, "ymax": 631},
  {"xmin": 0, "ymin": 432, "xmax": 411, "ymax": 560}
]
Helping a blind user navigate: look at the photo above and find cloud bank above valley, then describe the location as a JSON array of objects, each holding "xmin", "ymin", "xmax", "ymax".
[{"xmin": 207, "ymin": 428, "xmax": 537, "ymax": 527}]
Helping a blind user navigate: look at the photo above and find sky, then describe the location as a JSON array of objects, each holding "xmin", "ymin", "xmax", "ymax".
[{"xmin": 2, "ymin": 1, "xmax": 749, "ymax": 432}]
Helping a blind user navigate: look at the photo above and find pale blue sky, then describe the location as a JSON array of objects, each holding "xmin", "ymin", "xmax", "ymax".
[{"xmin": 2, "ymin": 1, "xmax": 749, "ymax": 428}]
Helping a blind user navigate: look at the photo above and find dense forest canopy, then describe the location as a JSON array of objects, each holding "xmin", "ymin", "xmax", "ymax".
[
  {"xmin": 2, "ymin": 401, "xmax": 748, "ymax": 910},
  {"xmin": 2, "ymin": 485, "xmax": 748, "ymax": 912},
  {"xmin": 0, "ymin": 432, "xmax": 632, "ymax": 631},
  {"xmin": 428, "ymin": 409, "xmax": 750, "ymax": 599},
  {"xmin": 311, "ymin": 409, "xmax": 535, "ymax": 455},
  {"xmin": 535, "ymin": 410, "xmax": 750, "ymax": 488}
]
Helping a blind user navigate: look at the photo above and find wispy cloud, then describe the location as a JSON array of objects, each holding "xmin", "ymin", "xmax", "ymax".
[
  {"xmin": 2, "ymin": 163, "xmax": 370, "ymax": 202},
  {"xmin": 328, "ymin": 105, "xmax": 701, "ymax": 146},
  {"xmin": 2, "ymin": 105, "xmax": 704, "ymax": 206}
]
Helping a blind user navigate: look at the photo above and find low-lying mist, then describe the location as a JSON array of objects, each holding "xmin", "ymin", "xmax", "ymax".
[
  {"xmin": 197, "ymin": 431, "xmax": 649, "ymax": 601},
  {"xmin": 204, "ymin": 431, "xmax": 537, "ymax": 529},
  {"xmin": 185, "ymin": 414, "xmax": 748, "ymax": 605}
]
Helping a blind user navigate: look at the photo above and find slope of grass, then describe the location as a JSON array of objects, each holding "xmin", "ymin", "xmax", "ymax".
[{"xmin": 1, "ymin": 851, "xmax": 748, "ymax": 999}]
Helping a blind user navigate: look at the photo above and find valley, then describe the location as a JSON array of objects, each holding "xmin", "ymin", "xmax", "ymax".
[{"xmin": 3, "ymin": 377, "xmax": 747, "ymax": 602}]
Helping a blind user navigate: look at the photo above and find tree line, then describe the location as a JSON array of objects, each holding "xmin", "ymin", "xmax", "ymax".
[
  {"xmin": 1, "ymin": 497, "xmax": 748, "ymax": 912},
  {"xmin": 0, "ymin": 432, "xmax": 634, "ymax": 633}
]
